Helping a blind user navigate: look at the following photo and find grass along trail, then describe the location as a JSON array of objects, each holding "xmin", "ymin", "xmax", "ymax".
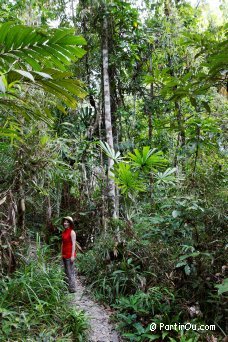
[
  {"xmin": 28, "ymin": 240, "xmax": 120, "ymax": 341},
  {"xmin": 71, "ymin": 275, "xmax": 121, "ymax": 342}
]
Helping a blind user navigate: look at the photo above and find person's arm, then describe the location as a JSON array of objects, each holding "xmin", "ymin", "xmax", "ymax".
[{"xmin": 70, "ymin": 230, "xmax": 76, "ymax": 262}]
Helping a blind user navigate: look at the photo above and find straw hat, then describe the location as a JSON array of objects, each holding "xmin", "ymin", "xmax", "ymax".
[{"xmin": 63, "ymin": 216, "xmax": 74, "ymax": 225}]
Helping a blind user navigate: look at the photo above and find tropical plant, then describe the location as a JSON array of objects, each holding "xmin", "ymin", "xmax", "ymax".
[
  {"xmin": 99, "ymin": 140, "xmax": 123, "ymax": 163},
  {"xmin": 112, "ymin": 288, "xmax": 178, "ymax": 341},
  {"xmin": 154, "ymin": 167, "xmax": 177, "ymax": 185},
  {"xmin": 128, "ymin": 146, "xmax": 167, "ymax": 173},
  {"xmin": 113, "ymin": 163, "xmax": 145, "ymax": 195},
  {"xmin": 0, "ymin": 22, "xmax": 87, "ymax": 136}
]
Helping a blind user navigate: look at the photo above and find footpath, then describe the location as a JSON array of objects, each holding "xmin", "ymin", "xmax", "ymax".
[{"xmin": 71, "ymin": 276, "xmax": 121, "ymax": 342}]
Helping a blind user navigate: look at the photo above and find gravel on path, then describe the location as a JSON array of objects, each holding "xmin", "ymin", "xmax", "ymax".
[{"xmin": 70, "ymin": 276, "xmax": 121, "ymax": 342}]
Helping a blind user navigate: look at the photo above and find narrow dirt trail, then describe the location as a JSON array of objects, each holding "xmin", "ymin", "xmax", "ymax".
[
  {"xmin": 71, "ymin": 276, "xmax": 121, "ymax": 342},
  {"xmin": 29, "ymin": 242, "xmax": 121, "ymax": 341}
]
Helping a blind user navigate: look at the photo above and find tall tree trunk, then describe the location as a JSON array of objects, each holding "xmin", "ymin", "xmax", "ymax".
[
  {"xmin": 164, "ymin": 0, "xmax": 185, "ymax": 171},
  {"xmin": 148, "ymin": 50, "xmax": 154, "ymax": 142},
  {"xmin": 102, "ymin": 13, "xmax": 117, "ymax": 218},
  {"xmin": 100, "ymin": 144, "xmax": 107, "ymax": 233}
]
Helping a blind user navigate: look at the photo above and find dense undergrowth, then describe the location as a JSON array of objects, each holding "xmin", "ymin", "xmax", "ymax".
[
  {"xmin": 77, "ymin": 182, "xmax": 227, "ymax": 342},
  {"xmin": 0, "ymin": 1, "xmax": 227, "ymax": 342},
  {"xmin": 0, "ymin": 242, "xmax": 88, "ymax": 342},
  {"xmin": 78, "ymin": 230, "xmax": 227, "ymax": 341}
]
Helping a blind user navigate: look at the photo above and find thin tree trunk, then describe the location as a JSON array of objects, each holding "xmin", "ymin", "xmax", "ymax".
[
  {"xmin": 45, "ymin": 195, "xmax": 53, "ymax": 243},
  {"xmin": 102, "ymin": 13, "xmax": 117, "ymax": 218},
  {"xmin": 16, "ymin": 146, "xmax": 25, "ymax": 234},
  {"xmin": 17, "ymin": 180, "xmax": 25, "ymax": 232},
  {"xmin": 56, "ymin": 184, "xmax": 62, "ymax": 218},
  {"xmin": 164, "ymin": 0, "xmax": 186, "ymax": 170},
  {"xmin": 175, "ymin": 101, "xmax": 185, "ymax": 147},
  {"xmin": 81, "ymin": 163, "xmax": 89, "ymax": 197},
  {"xmin": 47, "ymin": 196, "xmax": 51, "ymax": 222},
  {"xmin": 99, "ymin": 116, "xmax": 108, "ymax": 232},
  {"xmin": 148, "ymin": 50, "xmax": 154, "ymax": 197},
  {"xmin": 7, "ymin": 190, "xmax": 17, "ymax": 233},
  {"xmin": 193, "ymin": 126, "xmax": 200, "ymax": 175},
  {"xmin": 148, "ymin": 52, "xmax": 153, "ymax": 142}
]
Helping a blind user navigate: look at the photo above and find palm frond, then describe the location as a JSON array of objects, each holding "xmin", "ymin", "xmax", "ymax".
[
  {"xmin": 99, "ymin": 141, "xmax": 122, "ymax": 163},
  {"xmin": 128, "ymin": 146, "xmax": 167, "ymax": 172},
  {"xmin": 0, "ymin": 23, "xmax": 86, "ymax": 73},
  {"xmin": 0, "ymin": 22, "xmax": 88, "ymax": 136}
]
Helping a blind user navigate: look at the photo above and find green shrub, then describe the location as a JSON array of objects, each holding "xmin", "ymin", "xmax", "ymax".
[
  {"xmin": 77, "ymin": 232, "xmax": 152, "ymax": 304},
  {"xmin": 112, "ymin": 288, "xmax": 180, "ymax": 341},
  {"xmin": 0, "ymin": 246, "xmax": 88, "ymax": 341}
]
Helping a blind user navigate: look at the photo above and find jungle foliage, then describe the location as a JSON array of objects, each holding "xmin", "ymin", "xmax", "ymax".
[
  {"xmin": 0, "ymin": 0, "xmax": 227, "ymax": 341},
  {"xmin": 0, "ymin": 238, "xmax": 88, "ymax": 341}
]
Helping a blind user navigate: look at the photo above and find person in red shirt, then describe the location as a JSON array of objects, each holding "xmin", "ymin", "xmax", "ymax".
[{"xmin": 61, "ymin": 216, "xmax": 76, "ymax": 293}]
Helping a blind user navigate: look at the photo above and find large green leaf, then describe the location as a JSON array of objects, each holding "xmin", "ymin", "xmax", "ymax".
[
  {"xmin": 0, "ymin": 22, "xmax": 87, "ymax": 133},
  {"xmin": 0, "ymin": 22, "xmax": 87, "ymax": 73},
  {"xmin": 114, "ymin": 162, "xmax": 145, "ymax": 195},
  {"xmin": 128, "ymin": 146, "xmax": 167, "ymax": 172}
]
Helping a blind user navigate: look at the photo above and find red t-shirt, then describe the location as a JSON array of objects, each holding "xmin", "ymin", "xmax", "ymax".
[{"xmin": 62, "ymin": 228, "xmax": 76, "ymax": 259}]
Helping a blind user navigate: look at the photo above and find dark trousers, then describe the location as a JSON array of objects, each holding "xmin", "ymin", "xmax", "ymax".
[{"xmin": 62, "ymin": 258, "xmax": 76, "ymax": 292}]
